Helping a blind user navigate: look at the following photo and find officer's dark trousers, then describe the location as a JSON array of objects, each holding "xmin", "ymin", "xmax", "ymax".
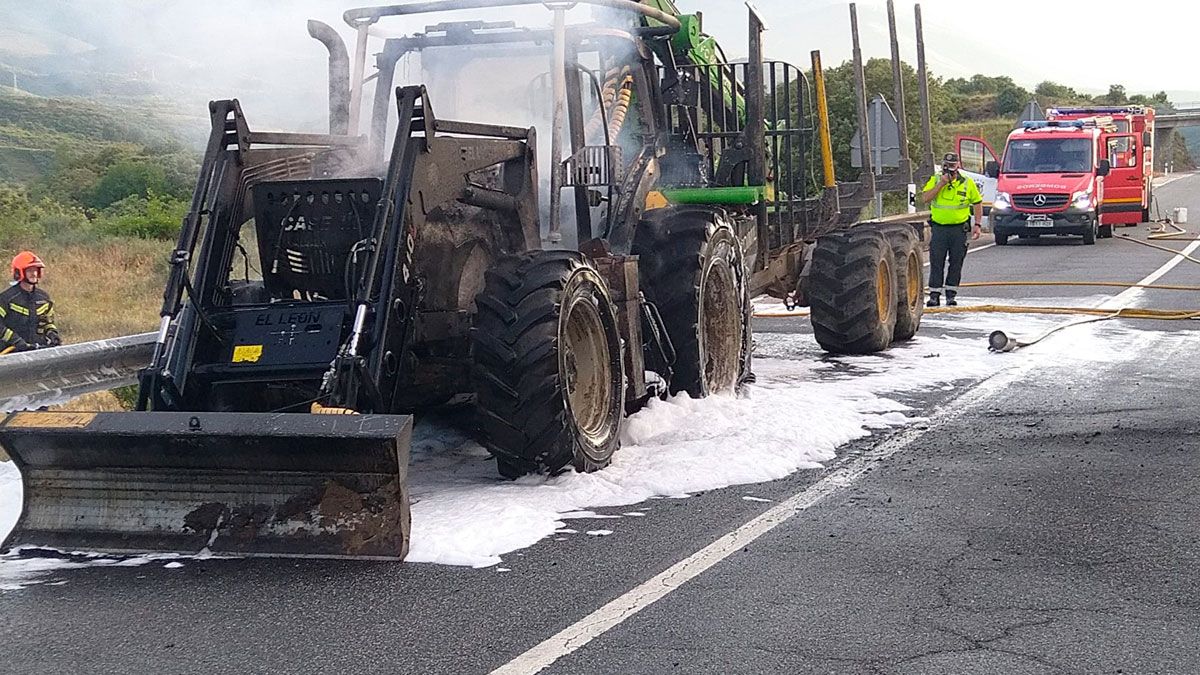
[{"xmin": 928, "ymin": 222, "xmax": 969, "ymax": 294}]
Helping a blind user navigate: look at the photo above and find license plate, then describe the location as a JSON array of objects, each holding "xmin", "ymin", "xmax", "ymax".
[{"xmin": 1025, "ymin": 215, "xmax": 1054, "ymax": 227}]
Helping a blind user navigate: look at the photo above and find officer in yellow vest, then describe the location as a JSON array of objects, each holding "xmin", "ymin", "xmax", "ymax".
[{"xmin": 921, "ymin": 152, "xmax": 983, "ymax": 306}]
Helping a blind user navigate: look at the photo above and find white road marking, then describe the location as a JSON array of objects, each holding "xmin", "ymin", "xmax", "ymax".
[
  {"xmin": 1102, "ymin": 238, "xmax": 1200, "ymax": 309},
  {"xmin": 493, "ymin": 205, "xmax": 1200, "ymax": 675},
  {"xmin": 1154, "ymin": 172, "xmax": 1192, "ymax": 189}
]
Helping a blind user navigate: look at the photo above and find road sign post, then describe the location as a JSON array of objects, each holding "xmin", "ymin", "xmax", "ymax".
[{"xmin": 852, "ymin": 95, "xmax": 902, "ymax": 217}]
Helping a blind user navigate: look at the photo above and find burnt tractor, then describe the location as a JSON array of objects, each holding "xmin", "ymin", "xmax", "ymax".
[{"xmin": 0, "ymin": 0, "xmax": 924, "ymax": 560}]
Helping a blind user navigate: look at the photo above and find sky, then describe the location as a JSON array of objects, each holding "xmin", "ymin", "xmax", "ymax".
[
  {"xmin": 2, "ymin": 0, "xmax": 1196, "ymax": 100},
  {"xmin": 690, "ymin": 0, "xmax": 1198, "ymax": 101}
]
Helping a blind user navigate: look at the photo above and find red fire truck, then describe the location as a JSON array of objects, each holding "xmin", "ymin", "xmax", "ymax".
[
  {"xmin": 958, "ymin": 106, "xmax": 1154, "ymax": 245},
  {"xmin": 1047, "ymin": 106, "xmax": 1155, "ymax": 224}
]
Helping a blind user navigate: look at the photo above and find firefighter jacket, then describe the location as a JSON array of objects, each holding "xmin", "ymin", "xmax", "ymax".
[
  {"xmin": 0, "ymin": 283, "xmax": 60, "ymax": 352},
  {"xmin": 923, "ymin": 172, "xmax": 983, "ymax": 225}
]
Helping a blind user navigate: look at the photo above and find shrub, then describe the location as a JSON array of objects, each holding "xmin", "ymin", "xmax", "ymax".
[
  {"xmin": 88, "ymin": 159, "xmax": 169, "ymax": 209},
  {"xmin": 0, "ymin": 184, "xmax": 42, "ymax": 247},
  {"xmin": 95, "ymin": 191, "xmax": 188, "ymax": 240}
]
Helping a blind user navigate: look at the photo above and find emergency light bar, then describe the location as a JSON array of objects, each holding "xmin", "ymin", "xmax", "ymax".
[
  {"xmin": 1023, "ymin": 116, "xmax": 1116, "ymax": 131},
  {"xmin": 1023, "ymin": 120, "xmax": 1085, "ymax": 129},
  {"xmin": 1048, "ymin": 106, "xmax": 1146, "ymax": 116}
]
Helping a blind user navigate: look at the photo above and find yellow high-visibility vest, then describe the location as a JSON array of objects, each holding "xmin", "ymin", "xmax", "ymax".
[{"xmin": 923, "ymin": 173, "xmax": 982, "ymax": 225}]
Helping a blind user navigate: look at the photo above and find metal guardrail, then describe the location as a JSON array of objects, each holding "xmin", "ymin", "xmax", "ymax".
[{"xmin": 0, "ymin": 333, "xmax": 155, "ymax": 412}]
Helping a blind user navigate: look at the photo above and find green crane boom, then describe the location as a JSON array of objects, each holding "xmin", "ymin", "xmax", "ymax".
[{"xmin": 639, "ymin": 0, "xmax": 747, "ymax": 125}]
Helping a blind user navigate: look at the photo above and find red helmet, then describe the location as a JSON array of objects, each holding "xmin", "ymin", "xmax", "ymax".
[{"xmin": 11, "ymin": 251, "xmax": 45, "ymax": 284}]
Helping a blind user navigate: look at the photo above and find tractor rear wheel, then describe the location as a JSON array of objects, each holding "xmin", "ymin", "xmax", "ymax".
[
  {"xmin": 472, "ymin": 251, "xmax": 624, "ymax": 478},
  {"xmin": 877, "ymin": 223, "xmax": 924, "ymax": 342},
  {"xmin": 808, "ymin": 226, "xmax": 898, "ymax": 354},
  {"xmin": 634, "ymin": 206, "xmax": 750, "ymax": 397}
]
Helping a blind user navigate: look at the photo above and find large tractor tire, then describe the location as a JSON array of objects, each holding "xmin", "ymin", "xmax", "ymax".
[
  {"xmin": 808, "ymin": 226, "xmax": 898, "ymax": 354},
  {"xmin": 472, "ymin": 251, "xmax": 624, "ymax": 478},
  {"xmin": 633, "ymin": 206, "xmax": 751, "ymax": 397},
  {"xmin": 877, "ymin": 222, "xmax": 924, "ymax": 342}
]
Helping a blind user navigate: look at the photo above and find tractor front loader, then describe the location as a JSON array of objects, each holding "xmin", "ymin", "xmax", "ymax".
[
  {"xmin": 1, "ymin": 0, "xmax": 929, "ymax": 561},
  {"xmin": 1, "ymin": 86, "xmax": 544, "ymax": 560}
]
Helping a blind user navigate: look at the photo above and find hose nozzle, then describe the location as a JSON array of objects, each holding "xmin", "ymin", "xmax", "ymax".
[{"xmin": 988, "ymin": 330, "xmax": 1019, "ymax": 352}]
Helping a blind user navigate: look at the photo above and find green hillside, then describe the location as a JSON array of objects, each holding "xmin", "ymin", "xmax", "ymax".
[{"xmin": 0, "ymin": 88, "xmax": 204, "ymax": 183}]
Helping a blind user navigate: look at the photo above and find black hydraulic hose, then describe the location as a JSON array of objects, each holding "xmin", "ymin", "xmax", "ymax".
[{"xmin": 572, "ymin": 62, "xmax": 617, "ymax": 238}]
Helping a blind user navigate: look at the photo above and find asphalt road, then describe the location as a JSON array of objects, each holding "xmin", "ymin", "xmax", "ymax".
[{"xmin": 3, "ymin": 175, "xmax": 1200, "ymax": 674}]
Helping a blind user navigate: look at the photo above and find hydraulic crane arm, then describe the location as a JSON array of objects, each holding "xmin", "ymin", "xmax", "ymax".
[{"xmin": 639, "ymin": 0, "xmax": 747, "ymax": 125}]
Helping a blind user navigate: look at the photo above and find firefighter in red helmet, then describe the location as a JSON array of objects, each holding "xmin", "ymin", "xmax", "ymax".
[{"xmin": 1, "ymin": 251, "xmax": 61, "ymax": 353}]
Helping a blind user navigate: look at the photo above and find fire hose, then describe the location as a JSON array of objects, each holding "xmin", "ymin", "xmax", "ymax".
[{"xmin": 753, "ymin": 219, "xmax": 1200, "ymax": 352}]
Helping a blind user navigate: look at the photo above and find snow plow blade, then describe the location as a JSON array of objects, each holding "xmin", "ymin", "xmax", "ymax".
[{"xmin": 0, "ymin": 411, "xmax": 412, "ymax": 560}]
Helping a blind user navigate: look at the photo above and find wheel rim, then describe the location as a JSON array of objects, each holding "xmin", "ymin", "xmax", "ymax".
[
  {"xmin": 563, "ymin": 294, "xmax": 614, "ymax": 444},
  {"xmin": 876, "ymin": 256, "xmax": 894, "ymax": 324},
  {"xmin": 701, "ymin": 262, "xmax": 742, "ymax": 393},
  {"xmin": 906, "ymin": 250, "xmax": 921, "ymax": 311}
]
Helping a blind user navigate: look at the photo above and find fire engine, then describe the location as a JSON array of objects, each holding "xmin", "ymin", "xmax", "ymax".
[
  {"xmin": 957, "ymin": 106, "xmax": 1154, "ymax": 245},
  {"xmin": 1047, "ymin": 106, "xmax": 1155, "ymax": 224}
]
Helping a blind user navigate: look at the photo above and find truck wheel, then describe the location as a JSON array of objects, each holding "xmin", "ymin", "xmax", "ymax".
[
  {"xmin": 808, "ymin": 226, "xmax": 898, "ymax": 354},
  {"xmin": 1083, "ymin": 218, "xmax": 1097, "ymax": 245},
  {"xmin": 472, "ymin": 251, "xmax": 624, "ymax": 478},
  {"xmin": 1099, "ymin": 223, "xmax": 1114, "ymax": 239},
  {"xmin": 878, "ymin": 223, "xmax": 924, "ymax": 342},
  {"xmin": 634, "ymin": 206, "xmax": 750, "ymax": 397}
]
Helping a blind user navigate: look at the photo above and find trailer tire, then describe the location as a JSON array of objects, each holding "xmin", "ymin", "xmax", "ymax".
[
  {"xmin": 633, "ymin": 206, "xmax": 750, "ymax": 397},
  {"xmin": 808, "ymin": 226, "xmax": 898, "ymax": 354},
  {"xmin": 472, "ymin": 251, "xmax": 624, "ymax": 478},
  {"xmin": 877, "ymin": 223, "xmax": 924, "ymax": 342}
]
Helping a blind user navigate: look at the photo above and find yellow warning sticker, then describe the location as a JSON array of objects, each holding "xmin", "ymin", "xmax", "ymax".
[
  {"xmin": 232, "ymin": 344, "xmax": 264, "ymax": 363},
  {"xmin": 5, "ymin": 412, "xmax": 97, "ymax": 429}
]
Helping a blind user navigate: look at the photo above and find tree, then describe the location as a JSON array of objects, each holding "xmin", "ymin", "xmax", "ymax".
[
  {"xmin": 1101, "ymin": 84, "xmax": 1127, "ymax": 104},
  {"xmin": 1034, "ymin": 81, "xmax": 1077, "ymax": 101},
  {"xmin": 88, "ymin": 160, "xmax": 169, "ymax": 210},
  {"xmin": 0, "ymin": 183, "xmax": 87, "ymax": 248},
  {"xmin": 0, "ymin": 184, "xmax": 39, "ymax": 247},
  {"xmin": 1129, "ymin": 91, "xmax": 1174, "ymax": 112},
  {"xmin": 814, "ymin": 57, "xmax": 957, "ymax": 181},
  {"xmin": 946, "ymin": 74, "xmax": 1019, "ymax": 96},
  {"xmin": 995, "ymin": 85, "xmax": 1030, "ymax": 116},
  {"xmin": 96, "ymin": 191, "xmax": 188, "ymax": 240}
]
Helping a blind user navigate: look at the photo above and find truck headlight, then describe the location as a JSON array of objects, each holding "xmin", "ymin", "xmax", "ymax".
[
  {"xmin": 993, "ymin": 192, "xmax": 1012, "ymax": 211},
  {"xmin": 1071, "ymin": 190, "xmax": 1093, "ymax": 210}
]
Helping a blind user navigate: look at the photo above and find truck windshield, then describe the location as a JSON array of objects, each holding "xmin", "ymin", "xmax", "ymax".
[{"xmin": 1003, "ymin": 138, "xmax": 1093, "ymax": 173}]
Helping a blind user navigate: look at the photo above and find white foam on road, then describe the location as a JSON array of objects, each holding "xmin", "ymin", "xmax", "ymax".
[
  {"xmin": 0, "ymin": 464, "xmax": 18, "ymax": 551},
  {"xmin": 397, "ymin": 304, "xmax": 1164, "ymax": 568},
  {"xmin": 0, "ymin": 301, "xmax": 1182, "ymax": 584}
]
